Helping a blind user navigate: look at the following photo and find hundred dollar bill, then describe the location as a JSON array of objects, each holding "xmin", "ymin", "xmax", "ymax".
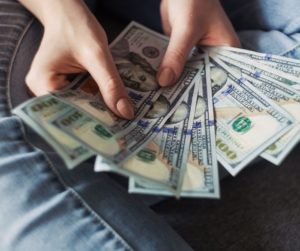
[
  {"xmin": 216, "ymin": 54, "xmax": 300, "ymax": 165},
  {"xmin": 215, "ymin": 46, "xmax": 300, "ymax": 79},
  {"xmin": 207, "ymin": 55, "xmax": 294, "ymax": 176},
  {"xmin": 53, "ymin": 21, "xmax": 178, "ymax": 135},
  {"xmin": 96, "ymin": 82, "xmax": 199, "ymax": 196},
  {"xmin": 52, "ymin": 76, "xmax": 125, "ymax": 133},
  {"xmin": 208, "ymin": 47, "xmax": 300, "ymax": 90},
  {"xmin": 13, "ymin": 96, "xmax": 93, "ymax": 168},
  {"xmin": 50, "ymin": 65, "xmax": 198, "ymax": 167},
  {"xmin": 129, "ymin": 55, "xmax": 220, "ymax": 198}
]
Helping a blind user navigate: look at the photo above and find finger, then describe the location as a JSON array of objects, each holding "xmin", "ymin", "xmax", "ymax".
[
  {"xmin": 218, "ymin": 7, "xmax": 241, "ymax": 48},
  {"xmin": 26, "ymin": 69, "xmax": 68, "ymax": 96},
  {"xmin": 158, "ymin": 28, "xmax": 198, "ymax": 87},
  {"xmin": 83, "ymin": 46, "xmax": 134, "ymax": 119},
  {"xmin": 160, "ymin": 0, "xmax": 171, "ymax": 36},
  {"xmin": 200, "ymin": 7, "xmax": 241, "ymax": 48},
  {"xmin": 25, "ymin": 41, "xmax": 72, "ymax": 96},
  {"xmin": 200, "ymin": 25, "xmax": 241, "ymax": 48}
]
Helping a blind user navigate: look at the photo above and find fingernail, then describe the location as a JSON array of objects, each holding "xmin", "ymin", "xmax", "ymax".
[
  {"xmin": 117, "ymin": 98, "xmax": 134, "ymax": 119},
  {"xmin": 158, "ymin": 67, "xmax": 175, "ymax": 86}
]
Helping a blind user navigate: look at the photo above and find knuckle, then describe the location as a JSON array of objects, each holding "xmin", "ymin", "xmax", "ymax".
[
  {"xmin": 168, "ymin": 48, "xmax": 186, "ymax": 64},
  {"xmin": 26, "ymin": 71, "xmax": 60, "ymax": 95},
  {"xmin": 184, "ymin": 29, "xmax": 195, "ymax": 40},
  {"xmin": 104, "ymin": 77, "xmax": 122, "ymax": 97},
  {"xmin": 174, "ymin": 20, "xmax": 195, "ymax": 37},
  {"xmin": 25, "ymin": 72, "xmax": 34, "ymax": 87},
  {"xmin": 25, "ymin": 73, "xmax": 41, "ymax": 95},
  {"xmin": 25, "ymin": 70, "xmax": 38, "ymax": 90},
  {"xmin": 92, "ymin": 45, "xmax": 107, "ymax": 58},
  {"xmin": 81, "ymin": 42, "xmax": 108, "ymax": 61},
  {"xmin": 180, "ymin": 22, "xmax": 195, "ymax": 35}
]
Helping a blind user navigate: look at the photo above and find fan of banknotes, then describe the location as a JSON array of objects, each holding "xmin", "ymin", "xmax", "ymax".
[{"xmin": 13, "ymin": 22, "xmax": 300, "ymax": 198}]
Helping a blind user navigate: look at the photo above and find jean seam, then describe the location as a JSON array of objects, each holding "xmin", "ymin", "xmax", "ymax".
[
  {"xmin": 5, "ymin": 15, "xmax": 134, "ymax": 251},
  {"xmin": 6, "ymin": 17, "xmax": 34, "ymax": 115}
]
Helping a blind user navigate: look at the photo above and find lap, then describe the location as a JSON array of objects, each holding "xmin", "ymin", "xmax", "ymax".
[
  {"xmin": 0, "ymin": 2, "xmax": 191, "ymax": 251},
  {"xmin": 222, "ymin": 0, "xmax": 300, "ymax": 55},
  {"xmin": 95, "ymin": 0, "xmax": 300, "ymax": 56},
  {"xmin": 222, "ymin": 0, "xmax": 300, "ymax": 33},
  {"xmin": 2, "ymin": 1, "xmax": 300, "ymax": 250}
]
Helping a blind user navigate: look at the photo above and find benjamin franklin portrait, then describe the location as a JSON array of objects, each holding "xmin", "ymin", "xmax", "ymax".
[
  {"xmin": 112, "ymin": 38, "xmax": 159, "ymax": 92},
  {"xmin": 210, "ymin": 66, "xmax": 228, "ymax": 95}
]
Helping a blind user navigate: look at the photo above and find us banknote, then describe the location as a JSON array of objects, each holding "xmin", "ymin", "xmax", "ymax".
[
  {"xmin": 129, "ymin": 55, "xmax": 220, "ymax": 198},
  {"xmin": 49, "ymin": 21, "xmax": 198, "ymax": 167},
  {"xmin": 215, "ymin": 46, "xmax": 300, "ymax": 79},
  {"xmin": 216, "ymin": 54, "xmax": 300, "ymax": 165},
  {"xmin": 96, "ymin": 81, "xmax": 199, "ymax": 195},
  {"xmin": 50, "ymin": 68, "xmax": 198, "ymax": 168},
  {"xmin": 208, "ymin": 55, "xmax": 294, "ymax": 176},
  {"xmin": 209, "ymin": 47, "xmax": 300, "ymax": 90},
  {"xmin": 53, "ymin": 21, "xmax": 188, "ymax": 136},
  {"xmin": 13, "ymin": 96, "xmax": 93, "ymax": 168}
]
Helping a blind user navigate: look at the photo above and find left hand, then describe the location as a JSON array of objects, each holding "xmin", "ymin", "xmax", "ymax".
[{"xmin": 158, "ymin": 0, "xmax": 240, "ymax": 86}]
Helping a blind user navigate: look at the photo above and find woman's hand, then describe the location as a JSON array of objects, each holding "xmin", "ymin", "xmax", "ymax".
[
  {"xmin": 19, "ymin": 0, "xmax": 134, "ymax": 119},
  {"xmin": 158, "ymin": 0, "xmax": 240, "ymax": 86}
]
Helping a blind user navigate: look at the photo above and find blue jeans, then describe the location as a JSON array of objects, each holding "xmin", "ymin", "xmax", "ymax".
[{"xmin": 1, "ymin": 0, "xmax": 300, "ymax": 250}]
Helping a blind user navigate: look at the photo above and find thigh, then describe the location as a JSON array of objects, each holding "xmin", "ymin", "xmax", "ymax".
[
  {"xmin": 222, "ymin": 0, "xmax": 300, "ymax": 55},
  {"xmin": 1, "ymin": 2, "xmax": 192, "ymax": 251},
  {"xmin": 222, "ymin": 0, "xmax": 300, "ymax": 33}
]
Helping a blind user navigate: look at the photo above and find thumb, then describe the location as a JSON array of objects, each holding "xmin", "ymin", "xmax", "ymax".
[
  {"xmin": 83, "ymin": 47, "xmax": 134, "ymax": 120},
  {"xmin": 158, "ymin": 28, "xmax": 198, "ymax": 87}
]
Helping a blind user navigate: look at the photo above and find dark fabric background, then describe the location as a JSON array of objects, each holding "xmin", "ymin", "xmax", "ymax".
[{"xmin": 152, "ymin": 144, "xmax": 300, "ymax": 251}]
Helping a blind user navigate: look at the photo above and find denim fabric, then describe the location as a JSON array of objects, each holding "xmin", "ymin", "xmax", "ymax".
[
  {"xmin": 222, "ymin": 0, "xmax": 300, "ymax": 56},
  {"xmin": 1, "ymin": 0, "xmax": 300, "ymax": 250},
  {"xmin": 0, "ymin": 1, "xmax": 193, "ymax": 251}
]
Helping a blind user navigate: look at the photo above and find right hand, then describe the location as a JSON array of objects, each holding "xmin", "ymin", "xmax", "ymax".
[
  {"xmin": 158, "ymin": 0, "xmax": 240, "ymax": 87},
  {"xmin": 21, "ymin": 0, "xmax": 134, "ymax": 119}
]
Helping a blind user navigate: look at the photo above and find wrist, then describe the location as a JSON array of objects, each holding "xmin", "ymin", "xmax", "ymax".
[{"xmin": 19, "ymin": 0, "xmax": 86, "ymax": 26}]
